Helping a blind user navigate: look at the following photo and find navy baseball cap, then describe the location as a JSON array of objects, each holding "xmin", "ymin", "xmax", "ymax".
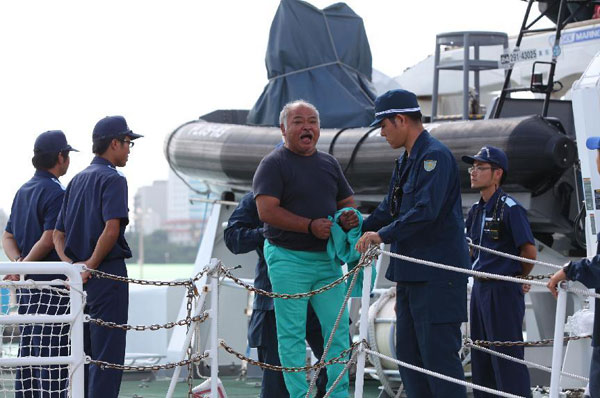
[
  {"xmin": 92, "ymin": 115, "xmax": 143, "ymax": 141},
  {"xmin": 586, "ymin": 137, "xmax": 600, "ymax": 150},
  {"xmin": 462, "ymin": 146, "xmax": 508, "ymax": 173},
  {"xmin": 370, "ymin": 89, "xmax": 421, "ymax": 127},
  {"xmin": 34, "ymin": 130, "xmax": 78, "ymax": 154}
]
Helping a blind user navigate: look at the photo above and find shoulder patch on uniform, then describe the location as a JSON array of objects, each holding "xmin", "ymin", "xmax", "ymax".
[
  {"xmin": 502, "ymin": 195, "xmax": 517, "ymax": 207},
  {"xmin": 423, "ymin": 160, "xmax": 437, "ymax": 172}
]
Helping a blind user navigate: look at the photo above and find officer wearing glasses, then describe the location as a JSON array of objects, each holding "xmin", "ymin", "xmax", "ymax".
[
  {"xmin": 53, "ymin": 116, "xmax": 142, "ymax": 398},
  {"xmin": 463, "ymin": 146, "xmax": 536, "ymax": 398},
  {"xmin": 356, "ymin": 89, "xmax": 469, "ymax": 398}
]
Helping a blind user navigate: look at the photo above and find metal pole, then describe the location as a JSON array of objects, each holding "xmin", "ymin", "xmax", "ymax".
[
  {"xmin": 431, "ymin": 37, "xmax": 441, "ymax": 120},
  {"xmin": 210, "ymin": 258, "xmax": 219, "ymax": 398},
  {"xmin": 463, "ymin": 33, "xmax": 470, "ymax": 121},
  {"xmin": 354, "ymin": 264, "xmax": 372, "ymax": 398},
  {"xmin": 549, "ymin": 281, "xmax": 568, "ymax": 398},
  {"xmin": 138, "ymin": 209, "xmax": 144, "ymax": 279},
  {"xmin": 68, "ymin": 264, "xmax": 85, "ymax": 398},
  {"xmin": 166, "ymin": 280, "xmax": 209, "ymax": 398}
]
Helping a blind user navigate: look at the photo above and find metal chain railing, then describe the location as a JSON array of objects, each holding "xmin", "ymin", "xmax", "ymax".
[
  {"xmin": 219, "ymin": 339, "xmax": 360, "ymax": 373},
  {"xmin": 323, "ymin": 346, "xmax": 361, "ymax": 398},
  {"xmin": 87, "ymin": 352, "xmax": 209, "ymax": 372},
  {"xmin": 84, "ymin": 267, "xmax": 207, "ymax": 287},
  {"xmin": 464, "ymin": 339, "xmax": 590, "ymax": 383},
  {"xmin": 86, "ymin": 312, "xmax": 209, "ymax": 331},
  {"xmin": 364, "ymin": 348, "xmax": 525, "ymax": 398},
  {"xmin": 306, "ymin": 248, "xmax": 377, "ymax": 398},
  {"xmin": 219, "ymin": 260, "xmax": 364, "ymax": 300},
  {"xmin": 516, "ymin": 273, "xmax": 555, "ymax": 281},
  {"xmin": 471, "ymin": 334, "xmax": 592, "ymax": 348}
]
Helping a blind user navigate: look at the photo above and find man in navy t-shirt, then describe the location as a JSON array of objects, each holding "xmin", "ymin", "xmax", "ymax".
[
  {"xmin": 53, "ymin": 115, "xmax": 142, "ymax": 398},
  {"xmin": 224, "ymin": 191, "xmax": 328, "ymax": 398},
  {"xmin": 253, "ymin": 100, "xmax": 358, "ymax": 398},
  {"xmin": 2, "ymin": 129, "xmax": 77, "ymax": 398}
]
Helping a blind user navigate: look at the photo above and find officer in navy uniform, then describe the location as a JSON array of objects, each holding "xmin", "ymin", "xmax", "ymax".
[
  {"xmin": 224, "ymin": 191, "xmax": 328, "ymax": 398},
  {"xmin": 356, "ymin": 89, "xmax": 469, "ymax": 398},
  {"xmin": 463, "ymin": 146, "xmax": 536, "ymax": 398},
  {"xmin": 53, "ymin": 116, "xmax": 142, "ymax": 398},
  {"xmin": 2, "ymin": 130, "xmax": 77, "ymax": 398}
]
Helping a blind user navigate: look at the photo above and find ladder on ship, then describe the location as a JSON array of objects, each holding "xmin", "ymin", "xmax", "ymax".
[{"xmin": 493, "ymin": 0, "xmax": 600, "ymax": 118}]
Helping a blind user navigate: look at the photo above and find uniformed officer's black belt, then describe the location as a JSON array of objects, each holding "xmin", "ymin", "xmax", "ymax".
[{"xmin": 474, "ymin": 275, "xmax": 523, "ymax": 282}]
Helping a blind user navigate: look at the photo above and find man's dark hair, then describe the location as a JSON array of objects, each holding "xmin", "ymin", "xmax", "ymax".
[
  {"xmin": 499, "ymin": 169, "xmax": 507, "ymax": 185},
  {"xmin": 31, "ymin": 150, "xmax": 69, "ymax": 170},
  {"xmin": 490, "ymin": 165, "xmax": 507, "ymax": 185},
  {"xmin": 92, "ymin": 134, "xmax": 126, "ymax": 155},
  {"xmin": 387, "ymin": 111, "xmax": 423, "ymax": 126},
  {"xmin": 404, "ymin": 111, "xmax": 422, "ymax": 122}
]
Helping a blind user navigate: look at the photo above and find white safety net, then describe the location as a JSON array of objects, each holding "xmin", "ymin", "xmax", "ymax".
[{"xmin": 1, "ymin": 284, "xmax": 73, "ymax": 398}]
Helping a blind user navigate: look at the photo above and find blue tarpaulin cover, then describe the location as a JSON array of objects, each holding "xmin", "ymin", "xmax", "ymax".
[{"xmin": 247, "ymin": 0, "xmax": 376, "ymax": 128}]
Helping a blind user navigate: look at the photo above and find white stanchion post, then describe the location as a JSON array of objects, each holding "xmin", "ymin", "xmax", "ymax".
[
  {"xmin": 210, "ymin": 258, "xmax": 219, "ymax": 398},
  {"xmin": 549, "ymin": 281, "xmax": 569, "ymax": 398},
  {"xmin": 354, "ymin": 264, "xmax": 372, "ymax": 398},
  {"xmin": 165, "ymin": 280, "xmax": 209, "ymax": 398},
  {"xmin": 68, "ymin": 264, "xmax": 85, "ymax": 398}
]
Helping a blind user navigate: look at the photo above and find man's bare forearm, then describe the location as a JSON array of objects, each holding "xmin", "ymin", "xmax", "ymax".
[
  {"xmin": 85, "ymin": 219, "xmax": 120, "ymax": 269},
  {"xmin": 2, "ymin": 231, "xmax": 21, "ymax": 261},
  {"xmin": 260, "ymin": 206, "xmax": 311, "ymax": 234},
  {"xmin": 22, "ymin": 230, "xmax": 55, "ymax": 262},
  {"xmin": 520, "ymin": 243, "xmax": 537, "ymax": 276},
  {"xmin": 52, "ymin": 230, "xmax": 73, "ymax": 263}
]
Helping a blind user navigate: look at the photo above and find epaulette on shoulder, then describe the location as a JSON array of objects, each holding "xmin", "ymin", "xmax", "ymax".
[
  {"xmin": 107, "ymin": 165, "xmax": 125, "ymax": 178},
  {"xmin": 51, "ymin": 178, "xmax": 66, "ymax": 191},
  {"xmin": 501, "ymin": 195, "xmax": 517, "ymax": 208}
]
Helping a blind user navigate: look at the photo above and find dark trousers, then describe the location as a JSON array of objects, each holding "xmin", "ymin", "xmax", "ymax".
[
  {"xmin": 590, "ymin": 346, "xmax": 600, "ymax": 398},
  {"xmin": 16, "ymin": 288, "xmax": 69, "ymax": 398},
  {"xmin": 470, "ymin": 281, "xmax": 531, "ymax": 398},
  {"xmin": 248, "ymin": 304, "xmax": 327, "ymax": 398},
  {"xmin": 83, "ymin": 259, "xmax": 129, "ymax": 398},
  {"xmin": 395, "ymin": 282, "xmax": 467, "ymax": 398}
]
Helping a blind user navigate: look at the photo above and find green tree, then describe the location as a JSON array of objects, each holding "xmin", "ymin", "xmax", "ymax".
[{"xmin": 125, "ymin": 230, "xmax": 198, "ymax": 264}]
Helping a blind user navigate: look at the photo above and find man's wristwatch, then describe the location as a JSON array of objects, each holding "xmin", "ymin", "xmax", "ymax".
[{"xmin": 562, "ymin": 261, "xmax": 572, "ymax": 277}]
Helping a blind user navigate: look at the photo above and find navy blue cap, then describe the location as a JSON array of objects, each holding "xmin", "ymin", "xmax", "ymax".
[
  {"xmin": 34, "ymin": 130, "xmax": 78, "ymax": 154},
  {"xmin": 92, "ymin": 115, "xmax": 143, "ymax": 141},
  {"xmin": 586, "ymin": 137, "xmax": 600, "ymax": 150},
  {"xmin": 370, "ymin": 89, "xmax": 421, "ymax": 127},
  {"xmin": 462, "ymin": 146, "xmax": 508, "ymax": 173}
]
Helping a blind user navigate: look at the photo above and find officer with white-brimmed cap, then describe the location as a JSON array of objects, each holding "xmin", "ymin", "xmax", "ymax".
[{"xmin": 357, "ymin": 89, "xmax": 469, "ymax": 398}]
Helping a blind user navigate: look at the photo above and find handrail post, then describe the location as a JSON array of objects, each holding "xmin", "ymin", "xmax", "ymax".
[
  {"xmin": 354, "ymin": 263, "xmax": 372, "ymax": 398},
  {"xmin": 209, "ymin": 258, "xmax": 220, "ymax": 398},
  {"xmin": 549, "ymin": 280, "xmax": 568, "ymax": 398}
]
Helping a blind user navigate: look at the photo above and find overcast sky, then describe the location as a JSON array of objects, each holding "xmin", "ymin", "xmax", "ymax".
[{"xmin": 0, "ymin": 0, "xmax": 544, "ymax": 213}]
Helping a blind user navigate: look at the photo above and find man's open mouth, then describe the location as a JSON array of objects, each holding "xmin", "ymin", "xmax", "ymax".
[{"xmin": 300, "ymin": 132, "xmax": 313, "ymax": 144}]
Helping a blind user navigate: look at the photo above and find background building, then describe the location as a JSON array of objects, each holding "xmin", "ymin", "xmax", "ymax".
[
  {"xmin": 133, "ymin": 180, "xmax": 168, "ymax": 235},
  {"xmin": 164, "ymin": 170, "xmax": 212, "ymax": 245}
]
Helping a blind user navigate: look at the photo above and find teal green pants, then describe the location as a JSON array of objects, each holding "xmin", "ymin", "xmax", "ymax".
[{"xmin": 264, "ymin": 241, "xmax": 350, "ymax": 398}]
